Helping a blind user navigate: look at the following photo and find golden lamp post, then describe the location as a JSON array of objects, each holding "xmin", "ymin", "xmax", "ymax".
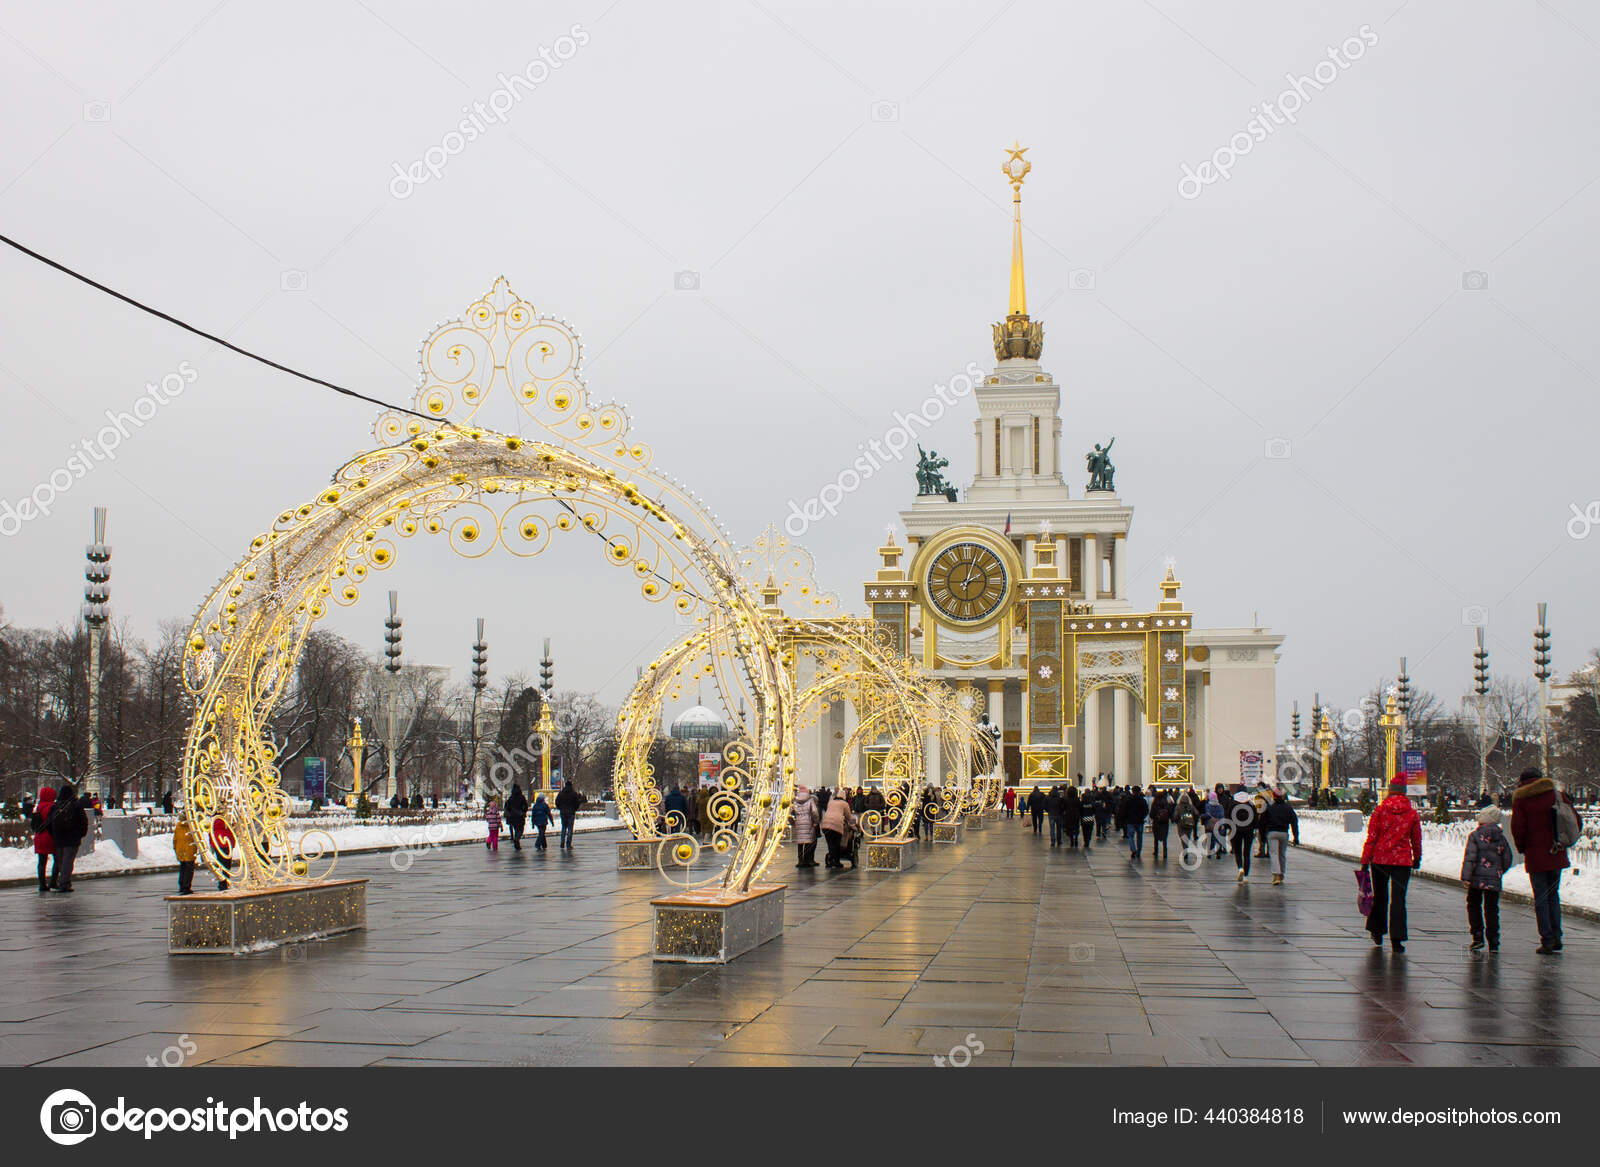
[
  {"xmin": 536, "ymin": 700, "xmax": 556, "ymax": 795},
  {"xmin": 1316, "ymin": 707, "xmax": 1334, "ymax": 792},
  {"xmin": 1380, "ymin": 692, "xmax": 1404, "ymax": 791},
  {"xmin": 346, "ymin": 717, "xmax": 367, "ymax": 808}
]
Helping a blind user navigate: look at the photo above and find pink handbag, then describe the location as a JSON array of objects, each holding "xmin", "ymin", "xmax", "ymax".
[{"xmin": 1354, "ymin": 868, "xmax": 1374, "ymax": 917}]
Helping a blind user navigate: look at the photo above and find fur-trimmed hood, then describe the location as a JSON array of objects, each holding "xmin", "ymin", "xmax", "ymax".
[{"xmin": 1513, "ymin": 776, "xmax": 1555, "ymax": 801}]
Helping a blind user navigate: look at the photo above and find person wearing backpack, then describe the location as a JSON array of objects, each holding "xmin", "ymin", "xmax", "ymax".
[
  {"xmin": 1460, "ymin": 804, "xmax": 1514, "ymax": 951},
  {"xmin": 46, "ymin": 783, "xmax": 89, "ymax": 892},
  {"xmin": 1149, "ymin": 788, "xmax": 1173, "ymax": 860},
  {"xmin": 1510, "ymin": 767, "xmax": 1578, "ymax": 955}
]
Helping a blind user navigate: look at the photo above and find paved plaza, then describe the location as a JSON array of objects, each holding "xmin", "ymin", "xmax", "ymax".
[{"xmin": 3, "ymin": 824, "xmax": 1597, "ymax": 1068}]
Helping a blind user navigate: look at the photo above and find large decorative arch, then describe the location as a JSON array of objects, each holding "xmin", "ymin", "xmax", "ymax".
[{"xmin": 178, "ymin": 280, "xmax": 794, "ymax": 895}]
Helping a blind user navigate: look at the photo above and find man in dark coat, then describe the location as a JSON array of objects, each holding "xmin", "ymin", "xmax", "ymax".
[
  {"xmin": 1044, "ymin": 786, "xmax": 1063, "ymax": 846},
  {"xmin": 555, "ymin": 780, "xmax": 585, "ymax": 850},
  {"xmin": 1027, "ymin": 786, "xmax": 1045, "ymax": 834},
  {"xmin": 504, "ymin": 783, "xmax": 529, "ymax": 850},
  {"xmin": 1511, "ymin": 767, "xmax": 1577, "ymax": 954},
  {"xmin": 47, "ymin": 783, "xmax": 89, "ymax": 892}
]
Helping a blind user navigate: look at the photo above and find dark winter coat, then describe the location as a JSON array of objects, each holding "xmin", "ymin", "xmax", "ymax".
[
  {"xmin": 1062, "ymin": 790, "xmax": 1082, "ymax": 831},
  {"xmin": 47, "ymin": 791, "xmax": 88, "ymax": 847},
  {"xmin": 531, "ymin": 796, "xmax": 553, "ymax": 828},
  {"xmin": 1510, "ymin": 776, "xmax": 1574, "ymax": 873},
  {"xmin": 1460, "ymin": 823, "xmax": 1514, "ymax": 890},
  {"xmin": 1027, "ymin": 789, "xmax": 1044, "ymax": 815},
  {"xmin": 504, "ymin": 788, "xmax": 529, "ymax": 827},
  {"xmin": 1261, "ymin": 798, "xmax": 1299, "ymax": 842},
  {"xmin": 1360, "ymin": 793, "xmax": 1422, "ymax": 868},
  {"xmin": 663, "ymin": 788, "xmax": 688, "ymax": 821},
  {"xmin": 1044, "ymin": 791, "xmax": 1062, "ymax": 819},
  {"xmin": 1123, "ymin": 794, "xmax": 1148, "ymax": 828},
  {"xmin": 555, "ymin": 784, "xmax": 584, "ymax": 817}
]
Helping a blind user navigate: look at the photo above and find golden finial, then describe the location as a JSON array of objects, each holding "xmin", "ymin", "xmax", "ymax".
[{"xmin": 993, "ymin": 142, "xmax": 1043, "ymax": 361}]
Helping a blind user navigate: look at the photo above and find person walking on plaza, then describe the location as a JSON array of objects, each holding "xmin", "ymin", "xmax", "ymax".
[
  {"xmin": 556, "ymin": 780, "xmax": 584, "ymax": 850},
  {"xmin": 1028, "ymin": 785, "xmax": 1045, "ymax": 834},
  {"xmin": 1095, "ymin": 783, "xmax": 1114, "ymax": 840},
  {"xmin": 504, "ymin": 783, "xmax": 529, "ymax": 851},
  {"xmin": 46, "ymin": 783, "xmax": 88, "ymax": 893},
  {"xmin": 531, "ymin": 793, "xmax": 553, "ymax": 850},
  {"xmin": 1510, "ymin": 766, "xmax": 1577, "ymax": 955},
  {"xmin": 1461, "ymin": 804, "xmax": 1514, "ymax": 951},
  {"xmin": 1045, "ymin": 786, "xmax": 1063, "ymax": 846},
  {"xmin": 663, "ymin": 784, "xmax": 688, "ymax": 830},
  {"xmin": 1079, "ymin": 785, "xmax": 1098, "ymax": 849},
  {"xmin": 1174, "ymin": 787, "xmax": 1199, "ymax": 853},
  {"xmin": 820, "ymin": 787, "xmax": 857, "ymax": 869},
  {"xmin": 30, "ymin": 786, "xmax": 55, "ymax": 894},
  {"xmin": 1359, "ymin": 778, "xmax": 1423, "ymax": 953},
  {"xmin": 172, "ymin": 814, "xmax": 199, "ymax": 895},
  {"xmin": 1062, "ymin": 786, "xmax": 1083, "ymax": 849},
  {"xmin": 1253, "ymin": 784, "xmax": 1271, "ymax": 858},
  {"xmin": 1149, "ymin": 788, "xmax": 1172, "ymax": 860},
  {"xmin": 210, "ymin": 815, "xmax": 237, "ymax": 890},
  {"xmin": 1230, "ymin": 788, "xmax": 1258, "ymax": 882},
  {"xmin": 1003, "ymin": 787, "xmax": 1016, "ymax": 819},
  {"xmin": 1123, "ymin": 785, "xmax": 1148, "ymax": 860},
  {"xmin": 161, "ymin": 789, "xmax": 174, "ymax": 815},
  {"xmin": 792, "ymin": 785, "xmax": 820, "ymax": 868},
  {"xmin": 1262, "ymin": 787, "xmax": 1299, "ymax": 885},
  {"xmin": 484, "ymin": 795, "xmax": 502, "ymax": 852}
]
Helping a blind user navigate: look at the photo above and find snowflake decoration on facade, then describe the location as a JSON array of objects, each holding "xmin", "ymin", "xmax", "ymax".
[
  {"xmin": 1164, "ymin": 725, "xmax": 1178, "ymax": 739},
  {"xmin": 1164, "ymin": 686, "xmax": 1179, "ymax": 702},
  {"xmin": 1037, "ymin": 665, "xmax": 1053, "ymax": 680},
  {"xmin": 1164, "ymin": 648, "xmax": 1179, "ymax": 662}
]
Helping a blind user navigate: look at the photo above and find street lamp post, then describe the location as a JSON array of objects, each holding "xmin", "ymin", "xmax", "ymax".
[
  {"xmin": 347, "ymin": 717, "xmax": 367, "ymax": 807},
  {"xmin": 536, "ymin": 699, "xmax": 556, "ymax": 797},
  {"xmin": 382, "ymin": 591, "xmax": 403, "ymax": 802},
  {"xmin": 1380, "ymin": 691, "xmax": 1404, "ymax": 792},
  {"xmin": 1473, "ymin": 627, "xmax": 1491, "ymax": 798},
  {"xmin": 470, "ymin": 617, "xmax": 487, "ymax": 803},
  {"xmin": 1316, "ymin": 704, "xmax": 1334, "ymax": 796},
  {"xmin": 1396, "ymin": 657, "xmax": 1412, "ymax": 747},
  {"xmin": 1534, "ymin": 602, "xmax": 1552, "ymax": 780},
  {"xmin": 81, "ymin": 507, "xmax": 111, "ymax": 799}
]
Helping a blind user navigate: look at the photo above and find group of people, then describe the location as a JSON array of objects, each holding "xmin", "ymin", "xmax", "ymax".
[
  {"xmin": 484, "ymin": 781, "xmax": 585, "ymax": 852},
  {"xmin": 790, "ymin": 785, "xmax": 866, "ymax": 869},
  {"xmin": 27, "ymin": 782, "xmax": 92, "ymax": 893},
  {"xmin": 1359, "ymin": 766, "xmax": 1576, "ymax": 956},
  {"xmin": 1005, "ymin": 779, "xmax": 1303, "ymax": 884}
]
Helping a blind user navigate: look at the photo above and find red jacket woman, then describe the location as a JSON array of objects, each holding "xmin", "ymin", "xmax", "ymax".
[
  {"xmin": 1361, "ymin": 792, "xmax": 1422, "ymax": 868},
  {"xmin": 30, "ymin": 788, "xmax": 56, "ymax": 893}
]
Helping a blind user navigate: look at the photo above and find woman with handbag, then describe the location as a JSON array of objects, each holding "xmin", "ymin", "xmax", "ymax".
[{"xmin": 1359, "ymin": 778, "xmax": 1422, "ymax": 954}]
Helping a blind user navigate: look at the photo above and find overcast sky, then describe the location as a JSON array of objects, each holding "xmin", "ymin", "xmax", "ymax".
[{"xmin": 1, "ymin": 0, "xmax": 1595, "ymax": 733}]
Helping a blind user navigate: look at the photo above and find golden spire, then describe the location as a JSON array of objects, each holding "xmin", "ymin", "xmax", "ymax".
[
  {"xmin": 1004, "ymin": 142, "xmax": 1029, "ymax": 316},
  {"xmin": 993, "ymin": 142, "xmax": 1044, "ymax": 361}
]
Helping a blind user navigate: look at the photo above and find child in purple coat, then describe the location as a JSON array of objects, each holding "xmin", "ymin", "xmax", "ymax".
[{"xmin": 1461, "ymin": 805, "xmax": 1514, "ymax": 951}]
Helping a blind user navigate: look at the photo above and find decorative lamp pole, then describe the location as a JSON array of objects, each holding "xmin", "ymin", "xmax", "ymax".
[
  {"xmin": 536, "ymin": 698, "xmax": 556, "ymax": 795},
  {"xmin": 383, "ymin": 591, "xmax": 403, "ymax": 801},
  {"xmin": 1315, "ymin": 705, "xmax": 1334, "ymax": 794},
  {"xmin": 1395, "ymin": 657, "xmax": 1412, "ymax": 746},
  {"xmin": 1534, "ymin": 602, "xmax": 1552, "ymax": 779},
  {"xmin": 1380, "ymin": 691, "xmax": 1404, "ymax": 791},
  {"xmin": 539, "ymin": 638, "xmax": 554, "ymax": 698},
  {"xmin": 347, "ymin": 717, "xmax": 367, "ymax": 807},
  {"xmin": 1473, "ymin": 627, "xmax": 1491, "ymax": 797},
  {"xmin": 81, "ymin": 507, "xmax": 111, "ymax": 798},
  {"xmin": 470, "ymin": 617, "xmax": 487, "ymax": 803}
]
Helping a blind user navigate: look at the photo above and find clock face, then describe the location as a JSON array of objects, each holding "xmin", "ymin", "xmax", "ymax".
[{"xmin": 925, "ymin": 541, "xmax": 1010, "ymax": 625}]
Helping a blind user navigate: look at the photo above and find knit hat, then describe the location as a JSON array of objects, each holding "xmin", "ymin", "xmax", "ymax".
[
  {"xmin": 1477, "ymin": 805, "xmax": 1502, "ymax": 826},
  {"xmin": 1388, "ymin": 778, "xmax": 1408, "ymax": 793}
]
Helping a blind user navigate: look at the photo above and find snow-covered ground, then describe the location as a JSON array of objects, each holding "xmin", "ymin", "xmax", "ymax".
[
  {"xmin": 1296, "ymin": 809, "xmax": 1600, "ymax": 914},
  {"xmin": 0, "ymin": 816, "xmax": 625, "ymax": 884}
]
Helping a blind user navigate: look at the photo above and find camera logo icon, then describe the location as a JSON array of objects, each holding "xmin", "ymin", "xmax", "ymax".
[
  {"xmin": 870, "ymin": 100, "xmax": 899, "ymax": 122},
  {"xmin": 83, "ymin": 101, "xmax": 111, "ymax": 122},
  {"xmin": 1068, "ymin": 942, "xmax": 1095, "ymax": 963},
  {"xmin": 1461, "ymin": 604, "xmax": 1488, "ymax": 628},
  {"xmin": 280, "ymin": 270, "xmax": 308, "ymax": 292},
  {"xmin": 673, "ymin": 270, "xmax": 700, "ymax": 291},
  {"xmin": 40, "ymin": 1088, "xmax": 97, "ymax": 1146},
  {"xmin": 1264, "ymin": 437, "xmax": 1292, "ymax": 460},
  {"xmin": 1462, "ymin": 270, "xmax": 1489, "ymax": 291},
  {"xmin": 1068, "ymin": 268, "xmax": 1096, "ymax": 291}
]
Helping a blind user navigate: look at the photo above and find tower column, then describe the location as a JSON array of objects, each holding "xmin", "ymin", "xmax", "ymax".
[
  {"xmin": 1142, "ymin": 720, "xmax": 1158, "ymax": 785},
  {"xmin": 1082, "ymin": 688, "xmax": 1101, "ymax": 779},
  {"xmin": 989, "ymin": 678, "xmax": 1006, "ymax": 774},
  {"xmin": 1112, "ymin": 687, "xmax": 1131, "ymax": 785},
  {"xmin": 1113, "ymin": 535, "xmax": 1127, "ymax": 599},
  {"xmin": 1083, "ymin": 534, "xmax": 1099, "ymax": 603},
  {"xmin": 925, "ymin": 728, "xmax": 943, "ymax": 788},
  {"xmin": 840, "ymin": 695, "xmax": 860, "ymax": 785}
]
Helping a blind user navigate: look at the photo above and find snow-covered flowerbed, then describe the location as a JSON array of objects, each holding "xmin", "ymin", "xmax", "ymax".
[
  {"xmin": 0, "ymin": 815, "xmax": 624, "ymax": 883},
  {"xmin": 1297, "ymin": 809, "xmax": 1600, "ymax": 913}
]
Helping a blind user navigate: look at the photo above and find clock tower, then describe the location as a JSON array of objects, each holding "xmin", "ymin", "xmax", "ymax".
[{"xmin": 861, "ymin": 145, "xmax": 1283, "ymax": 791}]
